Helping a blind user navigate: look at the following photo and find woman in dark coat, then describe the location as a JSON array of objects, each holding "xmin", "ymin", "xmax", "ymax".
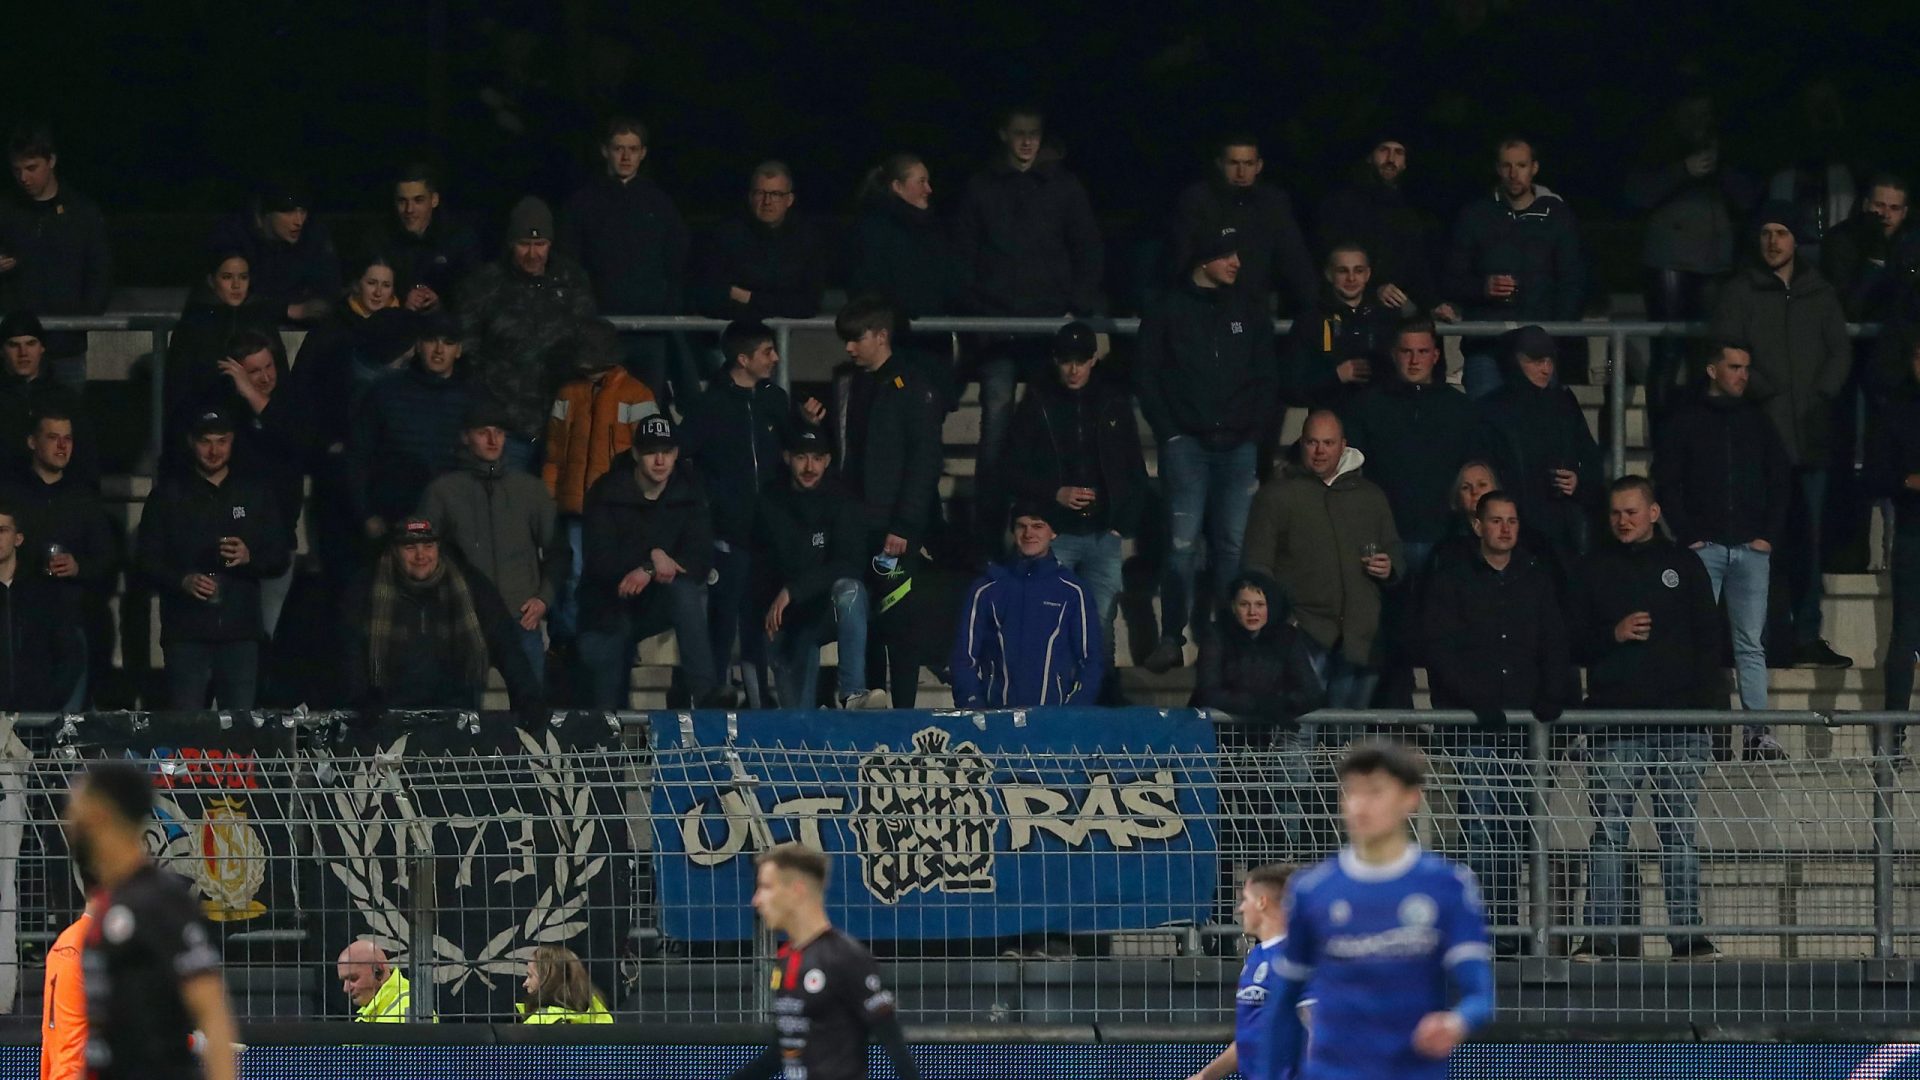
[
  {"xmin": 1192, "ymin": 571, "xmax": 1326, "ymax": 912},
  {"xmin": 165, "ymin": 250, "xmax": 287, "ymax": 435}
]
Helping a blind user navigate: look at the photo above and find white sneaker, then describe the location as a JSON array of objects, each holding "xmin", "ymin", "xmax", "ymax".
[{"xmin": 840, "ymin": 689, "xmax": 892, "ymax": 710}]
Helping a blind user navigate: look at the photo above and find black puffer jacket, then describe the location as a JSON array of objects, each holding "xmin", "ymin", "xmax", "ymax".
[
  {"xmin": 1340, "ymin": 373, "xmax": 1488, "ymax": 544},
  {"xmin": 1422, "ymin": 545, "xmax": 1568, "ymax": 722},
  {"xmin": 1285, "ymin": 287, "xmax": 1401, "ymax": 408},
  {"xmin": 1190, "ymin": 571, "xmax": 1324, "ymax": 733},
  {"xmin": 847, "ymin": 193, "xmax": 963, "ymax": 318},
  {"xmin": 578, "ymin": 461, "xmax": 713, "ymax": 630},
  {"xmin": 1003, "ymin": 376, "xmax": 1150, "ymax": 538},
  {"xmin": 1135, "ymin": 278, "xmax": 1278, "ymax": 448},
  {"xmin": 134, "ymin": 471, "xmax": 291, "ymax": 644},
  {"xmin": 1565, "ymin": 534, "xmax": 1723, "ymax": 712},
  {"xmin": 955, "ymin": 157, "xmax": 1104, "ymax": 316},
  {"xmin": 1652, "ymin": 388, "xmax": 1791, "ymax": 548}
]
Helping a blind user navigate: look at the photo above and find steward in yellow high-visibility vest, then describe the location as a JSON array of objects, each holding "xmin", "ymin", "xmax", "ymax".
[{"xmin": 520, "ymin": 945, "xmax": 612, "ymax": 1025}]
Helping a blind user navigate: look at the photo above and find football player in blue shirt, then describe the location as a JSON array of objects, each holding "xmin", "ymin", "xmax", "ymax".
[
  {"xmin": 1187, "ymin": 863, "xmax": 1310, "ymax": 1080},
  {"xmin": 1271, "ymin": 741, "xmax": 1494, "ymax": 1079}
]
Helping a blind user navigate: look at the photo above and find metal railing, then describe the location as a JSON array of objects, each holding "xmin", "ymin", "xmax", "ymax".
[
  {"xmin": 9, "ymin": 708, "xmax": 1917, "ymax": 1027},
  {"xmin": 36, "ymin": 312, "xmax": 1883, "ymax": 481}
]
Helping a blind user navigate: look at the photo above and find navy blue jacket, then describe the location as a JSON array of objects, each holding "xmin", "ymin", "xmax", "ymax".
[{"xmin": 950, "ymin": 553, "xmax": 1104, "ymax": 707}]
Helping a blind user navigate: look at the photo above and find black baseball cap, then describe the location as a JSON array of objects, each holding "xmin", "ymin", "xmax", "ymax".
[
  {"xmin": 1191, "ymin": 226, "xmax": 1240, "ymax": 266},
  {"xmin": 1052, "ymin": 321, "xmax": 1098, "ymax": 363},
  {"xmin": 393, "ymin": 517, "xmax": 440, "ymax": 545},
  {"xmin": 785, "ymin": 425, "xmax": 831, "ymax": 454},
  {"xmin": 1511, "ymin": 325, "xmax": 1558, "ymax": 360},
  {"xmin": 188, "ymin": 408, "xmax": 237, "ymax": 437},
  {"xmin": 632, "ymin": 414, "xmax": 677, "ymax": 452}
]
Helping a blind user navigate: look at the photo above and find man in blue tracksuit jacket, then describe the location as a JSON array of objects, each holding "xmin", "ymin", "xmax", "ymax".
[{"xmin": 951, "ymin": 501, "xmax": 1104, "ymax": 707}]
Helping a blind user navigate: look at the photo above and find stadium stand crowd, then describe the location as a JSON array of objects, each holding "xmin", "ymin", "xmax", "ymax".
[{"xmin": 1, "ymin": 106, "xmax": 1917, "ymax": 756}]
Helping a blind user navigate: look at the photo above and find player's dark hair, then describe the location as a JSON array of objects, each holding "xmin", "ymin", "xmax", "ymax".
[
  {"xmin": 82, "ymin": 761, "xmax": 155, "ymax": 826},
  {"xmin": 1245, "ymin": 863, "xmax": 1296, "ymax": 896},
  {"xmin": 758, "ymin": 842, "xmax": 830, "ymax": 887},
  {"xmin": 1337, "ymin": 741, "xmax": 1426, "ymax": 788},
  {"xmin": 722, "ymin": 320, "xmax": 776, "ymax": 368},
  {"xmin": 834, "ymin": 294, "xmax": 895, "ymax": 343}
]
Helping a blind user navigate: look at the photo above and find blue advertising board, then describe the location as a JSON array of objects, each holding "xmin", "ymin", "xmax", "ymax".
[{"xmin": 647, "ymin": 708, "xmax": 1220, "ymax": 942}]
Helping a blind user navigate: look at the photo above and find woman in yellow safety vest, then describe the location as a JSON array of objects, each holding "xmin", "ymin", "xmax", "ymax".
[{"xmin": 517, "ymin": 945, "xmax": 612, "ymax": 1024}]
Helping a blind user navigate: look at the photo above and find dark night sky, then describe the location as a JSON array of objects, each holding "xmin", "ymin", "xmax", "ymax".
[{"xmin": 6, "ymin": 0, "xmax": 1919, "ymax": 280}]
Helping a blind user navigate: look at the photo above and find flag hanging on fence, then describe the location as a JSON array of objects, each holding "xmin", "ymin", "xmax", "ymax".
[
  {"xmin": 50, "ymin": 712, "xmax": 303, "ymax": 933},
  {"xmin": 649, "ymin": 707, "xmax": 1220, "ymax": 942},
  {"xmin": 305, "ymin": 711, "xmax": 629, "ymax": 1019}
]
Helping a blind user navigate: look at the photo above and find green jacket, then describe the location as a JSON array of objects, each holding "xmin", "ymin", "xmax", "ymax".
[
  {"xmin": 1708, "ymin": 260, "xmax": 1850, "ymax": 466},
  {"xmin": 418, "ymin": 452, "xmax": 567, "ymax": 609},
  {"xmin": 518, "ymin": 997, "xmax": 613, "ymax": 1024},
  {"xmin": 355, "ymin": 971, "xmax": 412, "ymax": 1023},
  {"xmin": 1242, "ymin": 447, "xmax": 1402, "ymax": 667}
]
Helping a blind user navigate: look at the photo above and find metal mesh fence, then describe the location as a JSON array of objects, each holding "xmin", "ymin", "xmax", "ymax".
[{"xmin": 4, "ymin": 711, "xmax": 1915, "ymax": 1028}]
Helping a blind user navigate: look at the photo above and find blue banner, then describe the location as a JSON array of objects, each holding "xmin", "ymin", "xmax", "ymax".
[{"xmin": 648, "ymin": 708, "xmax": 1218, "ymax": 942}]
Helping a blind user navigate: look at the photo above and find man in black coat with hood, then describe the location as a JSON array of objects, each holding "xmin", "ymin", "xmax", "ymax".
[
  {"xmin": 1171, "ymin": 134, "xmax": 1316, "ymax": 317},
  {"xmin": 1478, "ymin": 326, "xmax": 1602, "ymax": 564}
]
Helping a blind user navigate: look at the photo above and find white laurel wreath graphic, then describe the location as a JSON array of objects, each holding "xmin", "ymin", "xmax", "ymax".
[{"xmin": 325, "ymin": 730, "xmax": 608, "ymax": 999}]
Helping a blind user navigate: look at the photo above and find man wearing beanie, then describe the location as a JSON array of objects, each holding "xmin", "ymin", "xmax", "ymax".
[
  {"xmin": 458, "ymin": 194, "xmax": 597, "ymax": 473},
  {"xmin": 1171, "ymin": 133, "xmax": 1317, "ymax": 316},
  {"xmin": 1136, "ymin": 225, "xmax": 1279, "ymax": 673},
  {"xmin": 1315, "ymin": 132, "xmax": 1441, "ymax": 317},
  {"xmin": 1710, "ymin": 200, "xmax": 1852, "ymax": 669},
  {"xmin": 950, "ymin": 501, "xmax": 1103, "ymax": 708},
  {"xmin": 417, "ymin": 398, "xmax": 567, "ymax": 693}
]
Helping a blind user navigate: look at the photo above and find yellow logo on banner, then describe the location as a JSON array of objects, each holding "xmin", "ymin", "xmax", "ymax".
[{"xmin": 195, "ymin": 797, "xmax": 267, "ymax": 921}]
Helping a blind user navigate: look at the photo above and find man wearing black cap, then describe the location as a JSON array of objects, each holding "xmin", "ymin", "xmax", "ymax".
[
  {"xmin": 1136, "ymin": 226, "xmax": 1279, "ymax": 673},
  {"xmin": 1479, "ymin": 325, "xmax": 1603, "ymax": 564},
  {"xmin": 351, "ymin": 311, "xmax": 475, "ymax": 538},
  {"xmin": 1170, "ymin": 134, "xmax": 1316, "ymax": 316},
  {"xmin": 951, "ymin": 501, "xmax": 1103, "ymax": 707},
  {"xmin": 1, "ymin": 125, "xmax": 112, "ymax": 391},
  {"xmin": 1315, "ymin": 134, "xmax": 1441, "ymax": 319},
  {"xmin": 576, "ymin": 414, "xmax": 736, "ymax": 708},
  {"xmin": 754, "ymin": 425, "xmax": 886, "ymax": 709},
  {"xmin": 459, "ymin": 195, "xmax": 597, "ymax": 472},
  {"xmin": 1710, "ymin": 201, "xmax": 1852, "ymax": 668},
  {"xmin": 135, "ymin": 407, "xmax": 290, "ymax": 709},
  {"xmin": 1005, "ymin": 321, "xmax": 1147, "ymax": 687},
  {"xmin": 418, "ymin": 399, "xmax": 566, "ymax": 693},
  {"xmin": 341, "ymin": 517, "xmax": 543, "ymax": 712},
  {"xmin": 205, "ymin": 175, "xmax": 339, "ymax": 323}
]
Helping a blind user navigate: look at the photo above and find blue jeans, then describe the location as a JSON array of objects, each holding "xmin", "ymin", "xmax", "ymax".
[
  {"xmin": 1456, "ymin": 732, "xmax": 1531, "ymax": 934},
  {"xmin": 1584, "ymin": 733, "xmax": 1711, "ymax": 948},
  {"xmin": 1050, "ymin": 531, "xmax": 1122, "ymax": 663},
  {"xmin": 1695, "ymin": 543, "xmax": 1770, "ymax": 712},
  {"xmin": 575, "ymin": 577, "xmax": 717, "ymax": 708},
  {"xmin": 1305, "ymin": 636, "xmax": 1379, "ymax": 710},
  {"xmin": 1790, "ymin": 468, "xmax": 1827, "ymax": 644},
  {"xmin": 165, "ymin": 640, "xmax": 260, "ymax": 710},
  {"xmin": 1463, "ymin": 351, "xmax": 1503, "ymax": 400},
  {"xmin": 768, "ymin": 578, "xmax": 871, "ymax": 708},
  {"xmin": 551, "ymin": 516, "xmax": 584, "ymax": 643},
  {"xmin": 516, "ymin": 624, "xmax": 546, "ymax": 696},
  {"xmin": 1158, "ymin": 438, "xmax": 1258, "ymax": 645}
]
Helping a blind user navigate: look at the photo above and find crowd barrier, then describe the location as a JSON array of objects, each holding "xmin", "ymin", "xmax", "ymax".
[
  {"xmin": 34, "ymin": 312, "xmax": 1885, "ymax": 481},
  {"xmin": 3, "ymin": 707, "xmax": 1914, "ymax": 1033}
]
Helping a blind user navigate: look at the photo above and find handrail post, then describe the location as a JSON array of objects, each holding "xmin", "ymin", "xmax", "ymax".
[
  {"xmin": 1609, "ymin": 330, "xmax": 1628, "ymax": 479},
  {"xmin": 774, "ymin": 323, "xmax": 792, "ymax": 395},
  {"xmin": 148, "ymin": 325, "xmax": 169, "ymax": 477},
  {"xmin": 1870, "ymin": 717, "xmax": 1895, "ymax": 960},
  {"xmin": 1527, "ymin": 718, "xmax": 1552, "ymax": 957}
]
